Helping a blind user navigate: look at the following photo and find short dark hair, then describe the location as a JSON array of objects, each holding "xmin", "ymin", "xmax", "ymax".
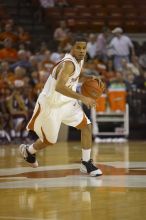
[{"xmin": 72, "ymin": 35, "xmax": 87, "ymax": 45}]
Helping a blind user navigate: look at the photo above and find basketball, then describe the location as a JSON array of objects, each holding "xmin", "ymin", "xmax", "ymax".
[{"xmin": 81, "ymin": 78, "xmax": 105, "ymax": 100}]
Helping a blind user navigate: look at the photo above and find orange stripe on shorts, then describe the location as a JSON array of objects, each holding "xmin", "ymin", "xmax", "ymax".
[
  {"xmin": 27, "ymin": 103, "xmax": 41, "ymax": 131},
  {"xmin": 76, "ymin": 115, "xmax": 87, "ymax": 130},
  {"xmin": 41, "ymin": 127, "xmax": 53, "ymax": 145}
]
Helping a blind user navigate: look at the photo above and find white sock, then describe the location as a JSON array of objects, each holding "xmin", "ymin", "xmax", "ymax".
[
  {"xmin": 28, "ymin": 144, "xmax": 37, "ymax": 154},
  {"xmin": 82, "ymin": 149, "xmax": 91, "ymax": 162}
]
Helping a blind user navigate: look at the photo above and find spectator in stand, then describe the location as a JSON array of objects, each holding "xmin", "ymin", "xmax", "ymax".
[
  {"xmin": 39, "ymin": 50, "xmax": 55, "ymax": 74},
  {"xmin": 121, "ymin": 57, "xmax": 140, "ymax": 80},
  {"xmin": 29, "ymin": 55, "xmax": 39, "ymax": 72},
  {"xmin": 130, "ymin": 56, "xmax": 141, "ymax": 76},
  {"xmin": 53, "ymin": 20, "xmax": 70, "ymax": 48},
  {"xmin": 18, "ymin": 43, "xmax": 32, "ymax": 59},
  {"xmin": 133, "ymin": 71, "xmax": 146, "ymax": 91},
  {"xmin": 59, "ymin": 31, "xmax": 73, "ymax": 52},
  {"xmin": 125, "ymin": 72, "xmax": 137, "ymax": 93},
  {"xmin": 0, "ymin": 23, "xmax": 18, "ymax": 43},
  {"xmin": 22, "ymin": 84, "xmax": 36, "ymax": 120},
  {"xmin": 139, "ymin": 54, "xmax": 146, "ymax": 70},
  {"xmin": 35, "ymin": 41, "xmax": 48, "ymax": 62},
  {"xmin": 96, "ymin": 59, "xmax": 116, "ymax": 85},
  {"xmin": 10, "ymin": 49, "xmax": 32, "ymax": 72},
  {"xmin": 87, "ymin": 33, "xmax": 97, "ymax": 60},
  {"xmin": 8, "ymin": 66, "xmax": 26, "ymax": 87},
  {"xmin": 17, "ymin": 26, "xmax": 31, "ymax": 44},
  {"xmin": 30, "ymin": 71, "xmax": 42, "ymax": 98},
  {"xmin": 0, "ymin": 38, "xmax": 18, "ymax": 63},
  {"xmin": 6, "ymin": 79, "xmax": 28, "ymax": 138},
  {"xmin": 50, "ymin": 47, "xmax": 64, "ymax": 63},
  {"xmin": 37, "ymin": 51, "xmax": 55, "ymax": 90},
  {"xmin": 83, "ymin": 60, "xmax": 99, "ymax": 78},
  {"xmin": 0, "ymin": 61, "xmax": 12, "ymax": 81},
  {"xmin": 0, "ymin": 85, "xmax": 12, "ymax": 141},
  {"xmin": 109, "ymin": 27, "xmax": 135, "ymax": 71},
  {"xmin": 6, "ymin": 19, "xmax": 15, "ymax": 29},
  {"xmin": 96, "ymin": 26, "xmax": 110, "ymax": 63},
  {"xmin": 39, "ymin": 0, "xmax": 55, "ymax": 8},
  {"xmin": 55, "ymin": 0, "xmax": 69, "ymax": 7},
  {"xmin": 107, "ymin": 71, "xmax": 127, "ymax": 96}
]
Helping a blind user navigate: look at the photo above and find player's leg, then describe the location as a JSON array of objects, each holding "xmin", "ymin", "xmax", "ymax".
[
  {"xmin": 19, "ymin": 101, "xmax": 61, "ymax": 168},
  {"xmin": 19, "ymin": 138, "xmax": 53, "ymax": 168},
  {"xmin": 62, "ymin": 101, "xmax": 102, "ymax": 176},
  {"xmin": 79, "ymin": 122, "xmax": 102, "ymax": 176}
]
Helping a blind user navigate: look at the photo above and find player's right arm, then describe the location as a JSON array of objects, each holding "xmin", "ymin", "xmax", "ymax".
[{"xmin": 55, "ymin": 61, "xmax": 96, "ymax": 108}]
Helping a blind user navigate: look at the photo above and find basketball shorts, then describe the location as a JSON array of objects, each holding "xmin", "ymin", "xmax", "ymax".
[{"xmin": 27, "ymin": 94, "xmax": 91, "ymax": 144}]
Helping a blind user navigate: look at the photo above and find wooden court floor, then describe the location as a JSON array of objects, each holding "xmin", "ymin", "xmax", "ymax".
[{"xmin": 0, "ymin": 140, "xmax": 146, "ymax": 220}]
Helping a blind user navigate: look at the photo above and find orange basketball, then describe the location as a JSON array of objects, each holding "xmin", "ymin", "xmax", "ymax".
[{"xmin": 81, "ymin": 78, "xmax": 105, "ymax": 100}]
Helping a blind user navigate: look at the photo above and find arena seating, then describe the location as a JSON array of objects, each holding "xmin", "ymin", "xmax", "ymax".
[{"xmin": 43, "ymin": 0, "xmax": 146, "ymax": 33}]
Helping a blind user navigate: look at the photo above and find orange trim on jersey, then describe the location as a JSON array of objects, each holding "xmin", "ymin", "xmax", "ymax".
[
  {"xmin": 76, "ymin": 115, "xmax": 87, "ymax": 130},
  {"xmin": 41, "ymin": 127, "xmax": 53, "ymax": 145},
  {"xmin": 52, "ymin": 58, "xmax": 74, "ymax": 70},
  {"xmin": 51, "ymin": 60, "xmax": 62, "ymax": 74},
  {"xmin": 27, "ymin": 103, "xmax": 41, "ymax": 131},
  {"xmin": 51, "ymin": 58, "xmax": 75, "ymax": 79}
]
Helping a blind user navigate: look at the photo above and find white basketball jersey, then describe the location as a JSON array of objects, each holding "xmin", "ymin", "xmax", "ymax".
[{"xmin": 40, "ymin": 53, "xmax": 84, "ymax": 105}]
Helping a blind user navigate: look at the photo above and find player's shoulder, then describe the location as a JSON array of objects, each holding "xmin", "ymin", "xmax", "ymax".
[
  {"xmin": 62, "ymin": 59, "xmax": 75, "ymax": 68},
  {"xmin": 56, "ymin": 59, "xmax": 75, "ymax": 74},
  {"xmin": 64, "ymin": 61, "xmax": 75, "ymax": 73}
]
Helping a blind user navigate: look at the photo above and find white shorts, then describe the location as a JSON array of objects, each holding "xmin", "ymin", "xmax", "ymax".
[{"xmin": 27, "ymin": 94, "xmax": 91, "ymax": 144}]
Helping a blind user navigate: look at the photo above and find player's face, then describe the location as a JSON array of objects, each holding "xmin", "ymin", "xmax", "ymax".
[{"xmin": 72, "ymin": 41, "xmax": 87, "ymax": 62}]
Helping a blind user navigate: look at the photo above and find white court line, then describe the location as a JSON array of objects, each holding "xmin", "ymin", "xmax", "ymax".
[
  {"xmin": 0, "ymin": 216, "xmax": 44, "ymax": 220},
  {"xmin": 0, "ymin": 162, "xmax": 146, "ymax": 176},
  {"xmin": 0, "ymin": 164, "xmax": 80, "ymax": 176},
  {"xmin": 0, "ymin": 177, "xmax": 27, "ymax": 180},
  {"xmin": 0, "ymin": 175, "xmax": 146, "ymax": 189}
]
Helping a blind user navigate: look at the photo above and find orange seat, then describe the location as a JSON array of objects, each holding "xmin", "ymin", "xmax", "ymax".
[
  {"xmin": 76, "ymin": 8, "xmax": 92, "ymax": 18},
  {"xmin": 63, "ymin": 8, "xmax": 77, "ymax": 18},
  {"xmin": 88, "ymin": 4, "xmax": 104, "ymax": 9},
  {"xmin": 72, "ymin": 20, "xmax": 89, "ymax": 32},
  {"xmin": 91, "ymin": 19, "xmax": 106, "ymax": 32},
  {"xmin": 67, "ymin": 0, "xmax": 87, "ymax": 7},
  {"xmin": 109, "ymin": 12, "xmax": 123, "ymax": 19},
  {"xmin": 108, "ymin": 19, "xmax": 124, "ymax": 29},
  {"xmin": 106, "ymin": 5, "xmax": 120, "ymax": 10},
  {"xmin": 137, "ymin": 18, "xmax": 146, "ymax": 32},
  {"xmin": 124, "ymin": 12, "xmax": 138, "ymax": 19},
  {"xmin": 124, "ymin": 20, "xmax": 139, "ymax": 33},
  {"xmin": 107, "ymin": 7, "xmax": 123, "ymax": 15},
  {"xmin": 45, "ymin": 8, "xmax": 62, "ymax": 19},
  {"xmin": 104, "ymin": 0, "xmax": 119, "ymax": 3}
]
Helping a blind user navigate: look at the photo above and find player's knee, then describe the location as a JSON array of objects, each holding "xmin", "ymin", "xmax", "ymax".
[
  {"xmin": 81, "ymin": 123, "xmax": 92, "ymax": 135},
  {"xmin": 76, "ymin": 115, "xmax": 89, "ymax": 130}
]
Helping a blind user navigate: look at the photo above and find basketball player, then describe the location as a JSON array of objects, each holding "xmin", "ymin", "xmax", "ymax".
[{"xmin": 19, "ymin": 36, "xmax": 103, "ymax": 176}]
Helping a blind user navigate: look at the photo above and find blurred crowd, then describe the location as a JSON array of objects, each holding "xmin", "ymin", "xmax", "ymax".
[{"xmin": 0, "ymin": 16, "xmax": 146, "ymax": 143}]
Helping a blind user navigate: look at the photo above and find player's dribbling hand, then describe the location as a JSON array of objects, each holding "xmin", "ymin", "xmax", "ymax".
[{"xmin": 81, "ymin": 96, "xmax": 96, "ymax": 109}]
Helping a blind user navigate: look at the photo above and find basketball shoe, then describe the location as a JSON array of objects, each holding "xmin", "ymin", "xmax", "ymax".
[
  {"xmin": 80, "ymin": 159, "xmax": 102, "ymax": 177},
  {"xmin": 19, "ymin": 144, "xmax": 38, "ymax": 168}
]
